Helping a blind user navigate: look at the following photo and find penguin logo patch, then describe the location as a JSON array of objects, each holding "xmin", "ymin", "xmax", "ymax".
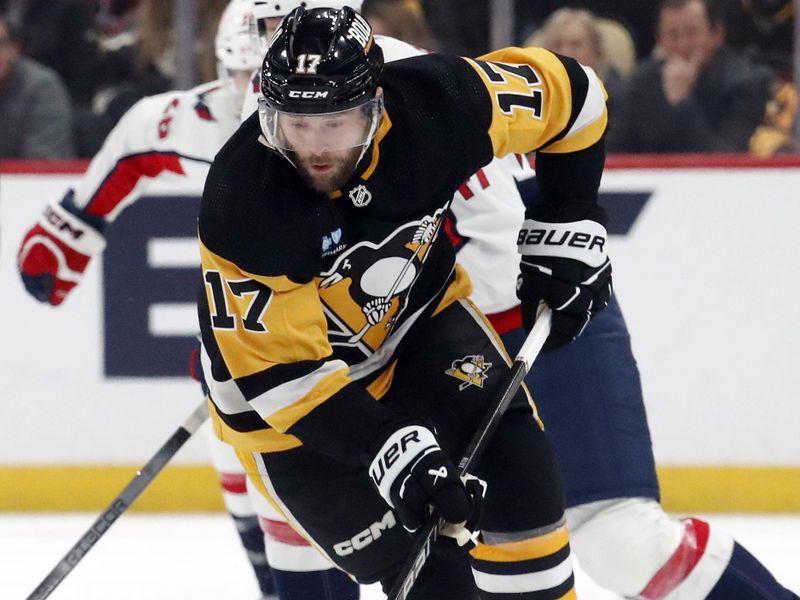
[
  {"xmin": 349, "ymin": 184, "xmax": 372, "ymax": 207},
  {"xmin": 446, "ymin": 355, "xmax": 492, "ymax": 390}
]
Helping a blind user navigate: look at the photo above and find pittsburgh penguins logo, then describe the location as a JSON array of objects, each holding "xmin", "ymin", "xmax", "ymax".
[
  {"xmin": 317, "ymin": 210, "xmax": 443, "ymax": 355},
  {"xmin": 446, "ymin": 355, "xmax": 493, "ymax": 390}
]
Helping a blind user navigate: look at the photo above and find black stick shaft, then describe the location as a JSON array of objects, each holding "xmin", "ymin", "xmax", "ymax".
[
  {"xmin": 387, "ymin": 308, "xmax": 552, "ymax": 600},
  {"xmin": 26, "ymin": 401, "xmax": 209, "ymax": 600}
]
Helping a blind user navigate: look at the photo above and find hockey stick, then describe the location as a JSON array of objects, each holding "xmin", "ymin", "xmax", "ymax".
[
  {"xmin": 25, "ymin": 400, "xmax": 209, "ymax": 600},
  {"xmin": 386, "ymin": 305, "xmax": 553, "ymax": 600}
]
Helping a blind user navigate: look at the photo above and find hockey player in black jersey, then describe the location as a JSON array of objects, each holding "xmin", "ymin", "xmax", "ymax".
[{"xmin": 198, "ymin": 6, "xmax": 611, "ymax": 598}]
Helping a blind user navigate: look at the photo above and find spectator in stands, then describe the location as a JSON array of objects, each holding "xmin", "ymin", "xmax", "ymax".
[
  {"xmin": 517, "ymin": 2, "xmax": 660, "ymax": 59},
  {"xmin": 607, "ymin": 0, "xmax": 772, "ymax": 153},
  {"xmin": 725, "ymin": 0, "xmax": 793, "ymax": 78},
  {"xmin": 749, "ymin": 76, "xmax": 798, "ymax": 155},
  {"xmin": 524, "ymin": 8, "xmax": 636, "ymax": 94},
  {"xmin": 724, "ymin": 0, "xmax": 797, "ymax": 157},
  {"xmin": 82, "ymin": 0, "xmax": 227, "ymax": 156},
  {"xmin": 0, "ymin": 11, "xmax": 75, "ymax": 159},
  {"xmin": 4, "ymin": 0, "xmax": 102, "ymax": 109},
  {"xmin": 421, "ymin": 0, "xmax": 487, "ymax": 55},
  {"xmin": 362, "ymin": 0, "xmax": 438, "ymax": 50}
]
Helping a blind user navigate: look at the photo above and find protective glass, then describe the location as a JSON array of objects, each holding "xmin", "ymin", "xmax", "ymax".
[
  {"xmin": 258, "ymin": 95, "xmax": 383, "ymax": 153},
  {"xmin": 250, "ymin": 15, "xmax": 283, "ymax": 57}
]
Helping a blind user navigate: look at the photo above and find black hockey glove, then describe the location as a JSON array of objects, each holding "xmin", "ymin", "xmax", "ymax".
[
  {"xmin": 367, "ymin": 421, "xmax": 485, "ymax": 547},
  {"xmin": 516, "ymin": 212, "xmax": 612, "ymax": 351}
]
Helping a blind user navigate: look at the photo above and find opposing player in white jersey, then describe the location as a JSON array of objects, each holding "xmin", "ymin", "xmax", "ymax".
[
  {"xmin": 16, "ymin": 2, "xmax": 280, "ymax": 598},
  {"xmin": 451, "ymin": 156, "xmax": 798, "ymax": 600},
  {"xmin": 238, "ymin": 4, "xmax": 798, "ymax": 600}
]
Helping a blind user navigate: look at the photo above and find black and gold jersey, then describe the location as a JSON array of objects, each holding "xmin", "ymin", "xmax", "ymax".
[{"xmin": 198, "ymin": 47, "xmax": 607, "ymax": 463}]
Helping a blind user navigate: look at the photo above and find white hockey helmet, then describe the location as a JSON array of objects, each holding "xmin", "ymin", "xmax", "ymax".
[
  {"xmin": 250, "ymin": 1, "xmax": 365, "ymax": 55},
  {"xmin": 216, "ymin": 0, "xmax": 262, "ymax": 71},
  {"xmin": 215, "ymin": 0, "xmax": 262, "ymax": 109},
  {"xmin": 251, "ymin": 1, "xmax": 362, "ymax": 20}
]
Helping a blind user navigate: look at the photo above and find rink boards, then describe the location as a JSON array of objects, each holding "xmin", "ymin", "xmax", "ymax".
[{"xmin": 1, "ymin": 156, "xmax": 799, "ymax": 512}]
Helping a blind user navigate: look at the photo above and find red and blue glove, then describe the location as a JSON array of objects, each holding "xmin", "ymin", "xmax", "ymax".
[{"xmin": 17, "ymin": 201, "xmax": 105, "ymax": 306}]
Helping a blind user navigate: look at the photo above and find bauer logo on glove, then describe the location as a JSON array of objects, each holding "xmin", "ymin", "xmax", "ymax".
[
  {"xmin": 517, "ymin": 219, "xmax": 607, "ymax": 267},
  {"xmin": 517, "ymin": 216, "xmax": 612, "ymax": 351},
  {"xmin": 367, "ymin": 421, "xmax": 485, "ymax": 540}
]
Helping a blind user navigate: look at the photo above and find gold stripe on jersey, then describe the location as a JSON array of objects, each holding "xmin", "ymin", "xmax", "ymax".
[
  {"xmin": 237, "ymin": 450, "xmax": 277, "ymax": 506},
  {"xmin": 209, "ymin": 400, "xmax": 303, "ymax": 452},
  {"xmin": 360, "ymin": 109, "xmax": 393, "ymax": 181},
  {"xmin": 465, "ymin": 47, "xmax": 606, "ymax": 157},
  {"xmin": 470, "ymin": 524, "xmax": 574, "ymax": 598},
  {"xmin": 267, "ymin": 367, "xmax": 352, "ymax": 432},
  {"xmin": 200, "ymin": 240, "xmax": 332, "ymax": 378},
  {"xmin": 544, "ymin": 104, "xmax": 607, "ymax": 154},
  {"xmin": 470, "ymin": 524, "xmax": 570, "ymax": 562},
  {"xmin": 432, "ymin": 263, "xmax": 473, "ymax": 317},
  {"xmin": 365, "ymin": 360, "xmax": 398, "ymax": 400}
]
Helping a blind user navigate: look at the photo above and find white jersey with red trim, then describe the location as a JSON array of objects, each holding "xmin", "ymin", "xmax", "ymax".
[
  {"xmin": 69, "ymin": 80, "xmax": 241, "ymax": 221},
  {"xmin": 447, "ymin": 153, "xmax": 533, "ymax": 315},
  {"xmin": 375, "ymin": 35, "xmax": 533, "ymax": 316}
]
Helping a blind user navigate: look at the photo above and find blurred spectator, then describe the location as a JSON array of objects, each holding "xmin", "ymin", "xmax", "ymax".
[
  {"xmin": 725, "ymin": 0, "xmax": 793, "ymax": 78},
  {"xmin": 607, "ymin": 0, "xmax": 772, "ymax": 153},
  {"xmin": 97, "ymin": 0, "xmax": 227, "ymax": 114},
  {"xmin": 749, "ymin": 78, "xmax": 798, "ymax": 155},
  {"xmin": 421, "ymin": 0, "xmax": 486, "ymax": 56},
  {"xmin": 81, "ymin": 0, "xmax": 227, "ymax": 156},
  {"xmin": 524, "ymin": 8, "xmax": 636, "ymax": 93},
  {"xmin": 362, "ymin": 0, "xmax": 438, "ymax": 50},
  {"xmin": 96, "ymin": 0, "xmax": 140, "ymax": 39},
  {"xmin": 0, "ymin": 11, "xmax": 75, "ymax": 159},
  {"xmin": 516, "ymin": 2, "xmax": 660, "ymax": 59},
  {"xmin": 4, "ymin": 0, "xmax": 102, "ymax": 108},
  {"xmin": 419, "ymin": 1, "xmax": 656, "ymax": 60}
]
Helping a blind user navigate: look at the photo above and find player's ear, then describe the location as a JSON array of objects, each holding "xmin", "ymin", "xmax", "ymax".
[{"xmin": 374, "ymin": 86, "xmax": 385, "ymax": 115}]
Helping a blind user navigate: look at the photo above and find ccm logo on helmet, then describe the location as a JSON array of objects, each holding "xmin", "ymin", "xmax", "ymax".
[
  {"xmin": 287, "ymin": 90, "xmax": 330, "ymax": 99},
  {"xmin": 333, "ymin": 510, "xmax": 397, "ymax": 556}
]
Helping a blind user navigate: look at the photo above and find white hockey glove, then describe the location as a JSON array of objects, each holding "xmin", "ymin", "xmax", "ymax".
[
  {"xmin": 17, "ymin": 195, "xmax": 106, "ymax": 306},
  {"xmin": 517, "ymin": 214, "xmax": 612, "ymax": 351},
  {"xmin": 367, "ymin": 421, "xmax": 485, "ymax": 545}
]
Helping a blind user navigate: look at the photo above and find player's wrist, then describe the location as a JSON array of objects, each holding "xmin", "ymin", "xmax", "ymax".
[
  {"xmin": 517, "ymin": 218, "xmax": 607, "ymax": 268},
  {"xmin": 367, "ymin": 421, "xmax": 440, "ymax": 507},
  {"xmin": 38, "ymin": 201, "xmax": 106, "ymax": 257}
]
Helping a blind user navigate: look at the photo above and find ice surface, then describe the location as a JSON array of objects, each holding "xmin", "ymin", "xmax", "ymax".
[{"xmin": 3, "ymin": 513, "xmax": 798, "ymax": 599}]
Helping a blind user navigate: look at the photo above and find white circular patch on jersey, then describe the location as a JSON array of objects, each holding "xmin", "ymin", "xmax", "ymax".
[
  {"xmin": 360, "ymin": 257, "xmax": 417, "ymax": 297},
  {"xmin": 460, "ymin": 362, "xmax": 478, "ymax": 374}
]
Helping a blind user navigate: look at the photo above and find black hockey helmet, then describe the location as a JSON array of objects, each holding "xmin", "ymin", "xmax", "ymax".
[{"xmin": 260, "ymin": 6, "xmax": 384, "ymax": 114}]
